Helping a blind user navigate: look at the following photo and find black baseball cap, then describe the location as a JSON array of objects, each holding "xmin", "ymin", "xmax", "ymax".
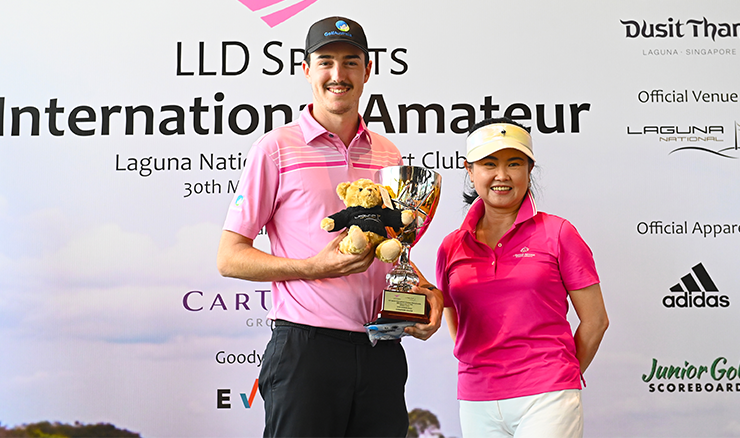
[{"xmin": 305, "ymin": 16, "xmax": 368, "ymax": 59}]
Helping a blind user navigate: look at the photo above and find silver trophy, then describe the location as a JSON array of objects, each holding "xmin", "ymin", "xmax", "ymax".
[{"xmin": 365, "ymin": 166, "xmax": 442, "ymax": 342}]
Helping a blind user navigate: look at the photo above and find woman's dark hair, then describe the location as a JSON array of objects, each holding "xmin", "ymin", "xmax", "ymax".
[{"xmin": 462, "ymin": 117, "xmax": 537, "ymax": 205}]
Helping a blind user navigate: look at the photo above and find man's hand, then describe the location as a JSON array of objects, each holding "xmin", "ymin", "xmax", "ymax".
[{"xmin": 303, "ymin": 230, "xmax": 375, "ymax": 280}]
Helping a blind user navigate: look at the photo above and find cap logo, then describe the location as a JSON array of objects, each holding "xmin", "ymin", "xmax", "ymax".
[{"xmin": 307, "ymin": 16, "xmax": 367, "ymax": 55}]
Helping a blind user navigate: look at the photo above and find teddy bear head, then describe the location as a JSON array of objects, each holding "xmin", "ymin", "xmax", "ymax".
[{"xmin": 336, "ymin": 178, "xmax": 384, "ymax": 209}]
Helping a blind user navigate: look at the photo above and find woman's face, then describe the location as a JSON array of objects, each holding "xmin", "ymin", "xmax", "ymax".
[{"xmin": 466, "ymin": 148, "xmax": 532, "ymax": 214}]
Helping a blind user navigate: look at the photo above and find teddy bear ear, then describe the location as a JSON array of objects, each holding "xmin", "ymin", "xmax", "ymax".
[{"xmin": 336, "ymin": 182, "xmax": 351, "ymax": 199}]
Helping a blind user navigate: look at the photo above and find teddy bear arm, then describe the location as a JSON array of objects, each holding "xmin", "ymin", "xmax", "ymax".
[
  {"xmin": 380, "ymin": 208, "xmax": 406, "ymax": 230},
  {"xmin": 324, "ymin": 209, "xmax": 351, "ymax": 231},
  {"xmin": 401, "ymin": 210, "xmax": 414, "ymax": 225},
  {"xmin": 320, "ymin": 217, "xmax": 335, "ymax": 231}
]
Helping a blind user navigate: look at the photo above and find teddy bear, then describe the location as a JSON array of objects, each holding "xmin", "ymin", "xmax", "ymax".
[{"xmin": 321, "ymin": 178, "xmax": 414, "ymax": 263}]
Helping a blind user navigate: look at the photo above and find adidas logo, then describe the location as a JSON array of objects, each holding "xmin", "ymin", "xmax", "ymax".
[{"xmin": 662, "ymin": 263, "xmax": 730, "ymax": 308}]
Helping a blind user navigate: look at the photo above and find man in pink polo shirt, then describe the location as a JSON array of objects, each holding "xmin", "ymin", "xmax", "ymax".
[{"xmin": 217, "ymin": 16, "xmax": 442, "ymax": 437}]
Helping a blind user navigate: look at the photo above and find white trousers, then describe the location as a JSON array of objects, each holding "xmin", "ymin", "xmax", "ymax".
[{"xmin": 459, "ymin": 389, "xmax": 583, "ymax": 438}]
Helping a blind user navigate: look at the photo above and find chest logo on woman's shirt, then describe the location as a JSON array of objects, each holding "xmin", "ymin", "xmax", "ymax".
[{"xmin": 513, "ymin": 246, "xmax": 536, "ymax": 258}]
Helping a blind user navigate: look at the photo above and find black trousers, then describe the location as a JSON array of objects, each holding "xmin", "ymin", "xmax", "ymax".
[{"xmin": 258, "ymin": 321, "xmax": 409, "ymax": 437}]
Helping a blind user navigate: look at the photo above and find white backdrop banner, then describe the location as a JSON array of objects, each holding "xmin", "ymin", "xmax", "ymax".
[{"xmin": 2, "ymin": 1, "xmax": 740, "ymax": 437}]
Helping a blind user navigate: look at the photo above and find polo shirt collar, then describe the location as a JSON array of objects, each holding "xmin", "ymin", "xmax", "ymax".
[
  {"xmin": 461, "ymin": 191, "xmax": 539, "ymax": 237},
  {"xmin": 298, "ymin": 104, "xmax": 371, "ymax": 145}
]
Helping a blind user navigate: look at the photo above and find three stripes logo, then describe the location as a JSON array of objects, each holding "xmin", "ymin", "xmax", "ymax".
[
  {"xmin": 237, "ymin": 0, "xmax": 319, "ymax": 28},
  {"xmin": 662, "ymin": 263, "xmax": 730, "ymax": 308}
]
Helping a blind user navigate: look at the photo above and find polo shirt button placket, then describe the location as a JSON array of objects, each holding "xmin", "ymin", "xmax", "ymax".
[
  {"xmin": 492, "ymin": 242, "xmax": 503, "ymax": 271},
  {"xmin": 329, "ymin": 133, "xmax": 350, "ymax": 167}
]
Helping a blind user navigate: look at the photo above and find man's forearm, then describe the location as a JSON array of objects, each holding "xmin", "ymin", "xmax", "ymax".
[
  {"xmin": 217, "ymin": 231, "xmax": 315, "ymax": 282},
  {"xmin": 217, "ymin": 229, "xmax": 376, "ymax": 283}
]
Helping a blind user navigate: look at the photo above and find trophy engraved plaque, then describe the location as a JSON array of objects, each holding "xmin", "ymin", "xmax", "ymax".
[{"xmin": 365, "ymin": 166, "xmax": 442, "ymax": 342}]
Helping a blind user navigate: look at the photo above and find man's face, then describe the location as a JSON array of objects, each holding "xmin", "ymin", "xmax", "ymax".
[{"xmin": 302, "ymin": 42, "xmax": 372, "ymax": 119}]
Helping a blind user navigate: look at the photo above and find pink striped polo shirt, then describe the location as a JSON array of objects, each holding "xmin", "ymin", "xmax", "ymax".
[
  {"xmin": 436, "ymin": 193, "xmax": 600, "ymax": 401},
  {"xmin": 223, "ymin": 105, "xmax": 402, "ymax": 332}
]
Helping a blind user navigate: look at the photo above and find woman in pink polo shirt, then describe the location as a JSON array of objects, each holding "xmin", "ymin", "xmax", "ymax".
[{"xmin": 430, "ymin": 117, "xmax": 609, "ymax": 437}]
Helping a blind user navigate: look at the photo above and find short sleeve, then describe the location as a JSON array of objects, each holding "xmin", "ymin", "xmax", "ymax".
[
  {"xmin": 222, "ymin": 142, "xmax": 279, "ymax": 239},
  {"xmin": 558, "ymin": 220, "xmax": 600, "ymax": 291},
  {"xmin": 436, "ymin": 238, "xmax": 454, "ymax": 308}
]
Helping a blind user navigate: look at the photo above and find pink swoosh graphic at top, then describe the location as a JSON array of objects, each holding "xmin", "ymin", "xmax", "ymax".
[
  {"xmin": 238, "ymin": 0, "xmax": 319, "ymax": 27},
  {"xmin": 238, "ymin": 0, "xmax": 285, "ymax": 10},
  {"xmin": 239, "ymin": 0, "xmax": 283, "ymax": 10}
]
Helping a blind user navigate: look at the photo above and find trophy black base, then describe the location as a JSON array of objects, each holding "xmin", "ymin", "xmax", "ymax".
[{"xmin": 378, "ymin": 310, "xmax": 430, "ymax": 325}]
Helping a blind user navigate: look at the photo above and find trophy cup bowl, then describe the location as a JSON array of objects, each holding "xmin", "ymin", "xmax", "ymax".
[{"xmin": 364, "ymin": 166, "xmax": 442, "ymax": 342}]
